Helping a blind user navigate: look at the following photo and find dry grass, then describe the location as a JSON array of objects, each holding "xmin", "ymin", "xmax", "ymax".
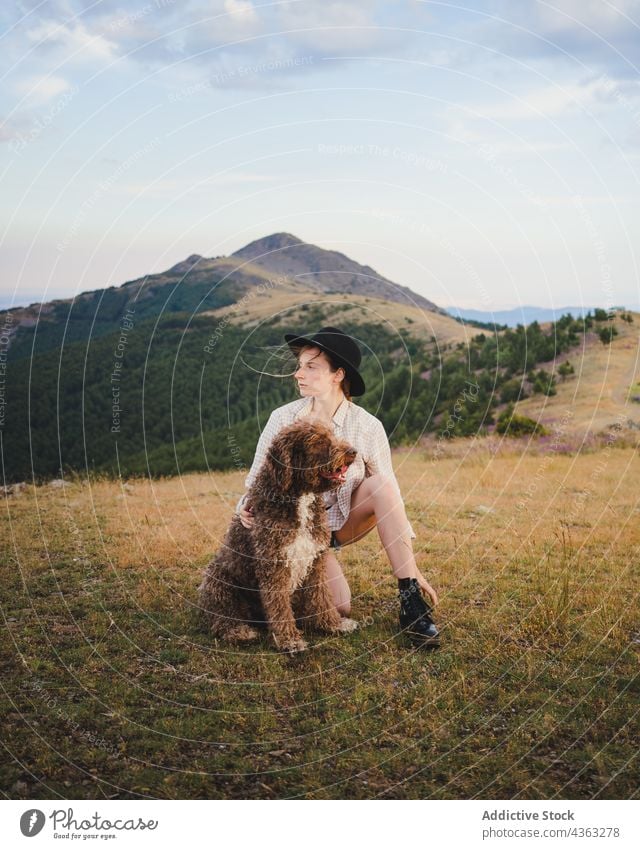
[
  {"xmin": 204, "ymin": 283, "xmax": 472, "ymax": 347},
  {"xmin": 516, "ymin": 314, "xmax": 640, "ymax": 437},
  {"xmin": 1, "ymin": 440, "xmax": 638, "ymax": 799}
]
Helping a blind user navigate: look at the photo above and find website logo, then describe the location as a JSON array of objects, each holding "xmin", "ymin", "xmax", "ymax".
[{"xmin": 20, "ymin": 809, "xmax": 45, "ymax": 837}]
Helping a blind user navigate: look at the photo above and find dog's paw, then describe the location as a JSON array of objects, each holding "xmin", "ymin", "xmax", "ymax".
[
  {"xmin": 337, "ymin": 617, "xmax": 359, "ymax": 634},
  {"xmin": 226, "ymin": 625, "xmax": 260, "ymax": 642},
  {"xmin": 275, "ymin": 634, "xmax": 308, "ymax": 654}
]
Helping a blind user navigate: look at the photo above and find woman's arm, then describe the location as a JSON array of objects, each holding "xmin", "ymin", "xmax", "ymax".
[{"xmin": 365, "ymin": 418, "xmax": 417, "ymax": 540}]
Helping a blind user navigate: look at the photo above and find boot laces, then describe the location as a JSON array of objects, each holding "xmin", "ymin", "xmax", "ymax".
[{"xmin": 401, "ymin": 581, "xmax": 432, "ymax": 621}]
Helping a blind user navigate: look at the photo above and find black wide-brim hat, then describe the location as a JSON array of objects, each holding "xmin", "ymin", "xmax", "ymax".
[{"xmin": 284, "ymin": 326, "xmax": 366, "ymax": 396}]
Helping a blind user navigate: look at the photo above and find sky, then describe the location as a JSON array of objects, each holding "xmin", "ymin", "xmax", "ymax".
[{"xmin": 1, "ymin": 0, "xmax": 640, "ymax": 312}]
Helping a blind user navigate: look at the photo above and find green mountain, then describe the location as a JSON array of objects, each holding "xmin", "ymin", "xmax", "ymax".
[
  {"xmin": 3, "ymin": 233, "xmax": 442, "ymax": 363},
  {"xmin": 0, "ymin": 235, "xmax": 597, "ymax": 483}
]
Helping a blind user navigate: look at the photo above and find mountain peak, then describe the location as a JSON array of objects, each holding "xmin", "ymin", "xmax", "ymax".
[
  {"xmin": 166, "ymin": 254, "xmax": 205, "ymax": 275},
  {"xmin": 232, "ymin": 233, "xmax": 304, "ymax": 258},
  {"xmin": 231, "ymin": 232, "xmax": 444, "ymax": 315}
]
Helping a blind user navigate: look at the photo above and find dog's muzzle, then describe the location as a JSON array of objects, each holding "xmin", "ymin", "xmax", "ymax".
[{"xmin": 320, "ymin": 464, "xmax": 350, "ymax": 484}]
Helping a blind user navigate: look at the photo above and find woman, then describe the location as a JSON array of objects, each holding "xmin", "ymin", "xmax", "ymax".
[{"xmin": 235, "ymin": 326, "xmax": 440, "ymax": 647}]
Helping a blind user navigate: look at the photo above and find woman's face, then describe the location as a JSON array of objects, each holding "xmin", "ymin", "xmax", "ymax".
[{"xmin": 294, "ymin": 347, "xmax": 343, "ymax": 397}]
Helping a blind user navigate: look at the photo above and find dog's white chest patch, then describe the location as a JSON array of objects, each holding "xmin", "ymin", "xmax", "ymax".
[{"xmin": 285, "ymin": 493, "xmax": 322, "ymax": 592}]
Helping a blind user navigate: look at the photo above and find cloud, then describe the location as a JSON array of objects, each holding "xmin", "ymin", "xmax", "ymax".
[
  {"xmin": 534, "ymin": 1, "xmax": 638, "ymax": 36},
  {"xmin": 483, "ymin": 0, "xmax": 640, "ymax": 80},
  {"xmin": 0, "ymin": 115, "xmax": 29, "ymax": 142},
  {"xmin": 11, "ymin": 0, "xmax": 637, "ymax": 104},
  {"xmin": 16, "ymin": 1, "xmax": 430, "ymax": 81},
  {"xmin": 276, "ymin": 1, "xmax": 387, "ymax": 54},
  {"xmin": 15, "ymin": 74, "xmax": 71, "ymax": 103},
  {"xmin": 477, "ymin": 77, "xmax": 617, "ymax": 121},
  {"xmin": 224, "ymin": 0, "xmax": 258, "ymax": 25},
  {"xmin": 181, "ymin": 0, "xmax": 264, "ymax": 58},
  {"xmin": 26, "ymin": 17, "xmax": 118, "ymax": 60}
]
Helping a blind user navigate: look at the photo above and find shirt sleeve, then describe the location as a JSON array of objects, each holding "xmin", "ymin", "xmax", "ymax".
[
  {"xmin": 365, "ymin": 418, "xmax": 417, "ymax": 540},
  {"xmin": 235, "ymin": 408, "xmax": 282, "ymax": 514}
]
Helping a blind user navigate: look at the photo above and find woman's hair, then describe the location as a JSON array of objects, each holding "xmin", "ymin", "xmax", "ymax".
[{"xmin": 296, "ymin": 344, "xmax": 352, "ymax": 401}]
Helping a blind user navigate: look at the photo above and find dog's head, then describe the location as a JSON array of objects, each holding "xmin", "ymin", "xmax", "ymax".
[{"xmin": 268, "ymin": 421, "xmax": 358, "ymax": 495}]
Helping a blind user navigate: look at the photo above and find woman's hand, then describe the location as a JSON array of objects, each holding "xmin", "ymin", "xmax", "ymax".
[
  {"xmin": 238, "ymin": 505, "xmax": 255, "ymax": 529},
  {"xmin": 415, "ymin": 568, "xmax": 438, "ymax": 607}
]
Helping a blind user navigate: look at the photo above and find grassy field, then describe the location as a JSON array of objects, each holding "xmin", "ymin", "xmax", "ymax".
[
  {"xmin": 516, "ymin": 316, "xmax": 640, "ymax": 438},
  {"xmin": 1, "ymin": 434, "xmax": 639, "ymax": 800}
]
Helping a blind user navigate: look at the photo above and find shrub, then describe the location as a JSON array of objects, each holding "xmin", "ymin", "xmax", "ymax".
[
  {"xmin": 496, "ymin": 404, "xmax": 547, "ymax": 436},
  {"xmin": 500, "ymin": 378, "xmax": 529, "ymax": 403},
  {"xmin": 598, "ymin": 324, "xmax": 618, "ymax": 345},
  {"xmin": 532, "ymin": 368, "xmax": 557, "ymax": 396},
  {"xmin": 558, "ymin": 361, "xmax": 575, "ymax": 380}
]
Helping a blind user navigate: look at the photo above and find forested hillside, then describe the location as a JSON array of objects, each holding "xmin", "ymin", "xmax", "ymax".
[{"xmin": 1, "ymin": 305, "xmax": 609, "ymax": 482}]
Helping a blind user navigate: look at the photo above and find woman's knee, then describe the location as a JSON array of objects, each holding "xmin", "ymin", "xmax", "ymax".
[{"xmin": 364, "ymin": 473, "xmax": 398, "ymax": 504}]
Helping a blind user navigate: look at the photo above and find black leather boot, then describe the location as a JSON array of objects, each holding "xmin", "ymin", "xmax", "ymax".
[{"xmin": 398, "ymin": 577, "xmax": 440, "ymax": 647}]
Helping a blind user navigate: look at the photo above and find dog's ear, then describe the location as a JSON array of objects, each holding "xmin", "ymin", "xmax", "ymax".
[{"xmin": 269, "ymin": 432, "xmax": 294, "ymax": 491}]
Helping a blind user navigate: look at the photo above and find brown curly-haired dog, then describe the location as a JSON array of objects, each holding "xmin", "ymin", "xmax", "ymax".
[{"xmin": 198, "ymin": 420, "xmax": 358, "ymax": 653}]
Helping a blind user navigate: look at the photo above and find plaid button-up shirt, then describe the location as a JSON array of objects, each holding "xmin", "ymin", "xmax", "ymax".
[{"xmin": 236, "ymin": 396, "xmax": 416, "ymax": 539}]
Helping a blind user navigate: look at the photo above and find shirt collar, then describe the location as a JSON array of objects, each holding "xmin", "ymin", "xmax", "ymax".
[
  {"xmin": 332, "ymin": 397, "xmax": 350, "ymax": 427},
  {"xmin": 295, "ymin": 396, "xmax": 350, "ymax": 427}
]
